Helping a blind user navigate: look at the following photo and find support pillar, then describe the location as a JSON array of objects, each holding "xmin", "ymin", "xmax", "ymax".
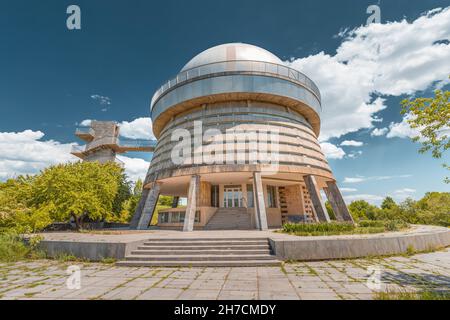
[
  {"xmin": 135, "ymin": 183, "xmax": 161, "ymax": 230},
  {"xmin": 129, "ymin": 188, "xmax": 150, "ymax": 229},
  {"xmin": 304, "ymin": 175, "xmax": 330, "ymax": 223},
  {"xmin": 324, "ymin": 181, "xmax": 354, "ymax": 223},
  {"xmin": 253, "ymin": 172, "xmax": 268, "ymax": 230},
  {"xmin": 172, "ymin": 196, "xmax": 179, "ymax": 208},
  {"xmin": 183, "ymin": 175, "xmax": 200, "ymax": 232}
]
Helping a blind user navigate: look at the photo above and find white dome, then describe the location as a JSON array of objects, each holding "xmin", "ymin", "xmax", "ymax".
[{"xmin": 181, "ymin": 43, "xmax": 284, "ymax": 72}]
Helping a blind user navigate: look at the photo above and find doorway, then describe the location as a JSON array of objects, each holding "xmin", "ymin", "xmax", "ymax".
[{"xmin": 223, "ymin": 185, "xmax": 243, "ymax": 208}]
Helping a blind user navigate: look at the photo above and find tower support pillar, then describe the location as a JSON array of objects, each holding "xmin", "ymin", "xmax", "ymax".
[
  {"xmin": 183, "ymin": 175, "xmax": 200, "ymax": 232},
  {"xmin": 253, "ymin": 172, "xmax": 268, "ymax": 230},
  {"xmin": 133, "ymin": 183, "xmax": 161, "ymax": 230},
  {"xmin": 324, "ymin": 181, "xmax": 354, "ymax": 223},
  {"xmin": 304, "ymin": 175, "xmax": 330, "ymax": 222}
]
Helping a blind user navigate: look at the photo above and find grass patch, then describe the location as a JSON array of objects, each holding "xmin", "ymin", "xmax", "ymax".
[
  {"xmin": 281, "ymin": 220, "xmax": 409, "ymax": 236},
  {"xmin": 0, "ymin": 233, "xmax": 45, "ymax": 262},
  {"xmin": 375, "ymin": 290, "xmax": 450, "ymax": 300},
  {"xmin": 100, "ymin": 257, "xmax": 116, "ymax": 264}
]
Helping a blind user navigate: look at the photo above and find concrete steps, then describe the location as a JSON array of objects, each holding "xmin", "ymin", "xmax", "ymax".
[
  {"xmin": 204, "ymin": 208, "xmax": 252, "ymax": 230},
  {"xmin": 116, "ymin": 237, "xmax": 281, "ymax": 267}
]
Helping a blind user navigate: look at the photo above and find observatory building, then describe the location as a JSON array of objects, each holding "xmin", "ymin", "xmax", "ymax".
[{"xmin": 130, "ymin": 43, "xmax": 353, "ymax": 231}]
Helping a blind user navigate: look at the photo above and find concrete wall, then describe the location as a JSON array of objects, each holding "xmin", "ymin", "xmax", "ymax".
[
  {"xmin": 269, "ymin": 226, "xmax": 450, "ymax": 261},
  {"xmin": 38, "ymin": 239, "xmax": 146, "ymax": 261}
]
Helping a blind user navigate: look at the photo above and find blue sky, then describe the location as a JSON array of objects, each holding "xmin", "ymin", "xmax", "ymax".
[{"xmin": 0, "ymin": 0, "xmax": 449, "ymax": 204}]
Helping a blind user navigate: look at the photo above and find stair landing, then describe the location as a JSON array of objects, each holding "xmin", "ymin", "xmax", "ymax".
[{"xmin": 116, "ymin": 237, "xmax": 281, "ymax": 267}]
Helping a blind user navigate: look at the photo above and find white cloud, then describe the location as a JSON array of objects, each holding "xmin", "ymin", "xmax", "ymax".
[
  {"xmin": 79, "ymin": 119, "xmax": 92, "ymax": 127},
  {"xmin": 319, "ymin": 142, "xmax": 346, "ymax": 159},
  {"xmin": 0, "ymin": 130, "xmax": 77, "ymax": 180},
  {"xmin": 371, "ymin": 127, "xmax": 388, "ymax": 137},
  {"xmin": 340, "ymin": 140, "xmax": 364, "ymax": 147},
  {"xmin": 343, "ymin": 174, "xmax": 412, "ymax": 184},
  {"xmin": 343, "ymin": 194, "xmax": 385, "ymax": 205},
  {"xmin": 287, "ymin": 7, "xmax": 450, "ymax": 141},
  {"xmin": 340, "ymin": 188, "xmax": 358, "ymax": 192},
  {"xmin": 393, "ymin": 188, "xmax": 417, "ymax": 201},
  {"xmin": 117, "ymin": 155, "xmax": 150, "ymax": 182},
  {"xmin": 118, "ymin": 117, "xmax": 155, "ymax": 140},
  {"xmin": 90, "ymin": 94, "xmax": 111, "ymax": 106},
  {"xmin": 347, "ymin": 150, "xmax": 363, "ymax": 159},
  {"xmin": 386, "ymin": 113, "xmax": 422, "ymax": 139},
  {"xmin": 0, "ymin": 130, "xmax": 150, "ymax": 183}
]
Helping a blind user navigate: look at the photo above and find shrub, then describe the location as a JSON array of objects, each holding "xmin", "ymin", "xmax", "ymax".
[
  {"xmin": 282, "ymin": 222, "xmax": 355, "ymax": 236},
  {"xmin": 0, "ymin": 233, "xmax": 30, "ymax": 262}
]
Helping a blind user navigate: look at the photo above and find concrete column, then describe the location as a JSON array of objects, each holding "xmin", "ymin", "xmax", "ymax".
[
  {"xmin": 129, "ymin": 188, "xmax": 150, "ymax": 229},
  {"xmin": 253, "ymin": 172, "xmax": 268, "ymax": 230},
  {"xmin": 183, "ymin": 175, "xmax": 200, "ymax": 232},
  {"xmin": 136, "ymin": 183, "xmax": 161, "ymax": 230},
  {"xmin": 172, "ymin": 196, "xmax": 179, "ymax": 208},
  {"xmin": 324, "ymin": 181, "xmax": 354, "ymax": 223},
  {"xmin": 304, "ymin": 175, "xmax": 330, "ymax": 223}
]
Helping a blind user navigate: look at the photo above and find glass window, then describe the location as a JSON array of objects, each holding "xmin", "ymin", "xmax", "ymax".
[
  {"xmin": 267, "ymin": 186, "xmax": 277, "ymax": 208},
  {"xmin": 160, "ymin": 212, "xmax": 169, "ymax": 223},
  {"xmin": 247, "ymin": 184, "xmax": 254, "ymax": 208},
  {"xmin": 211, "ymin": 185, "xmax": 219, "ymax": 207}
]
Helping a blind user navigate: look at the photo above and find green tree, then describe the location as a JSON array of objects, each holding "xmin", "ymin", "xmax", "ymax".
[
  {"xmin": 414, "ymin": 192, "xmax": 450, "ymax": 227},
  {"xmin": 0, "ymin": 176, "xmax": 52, "ymax": 233},
  {"xmin": 30, "ymin": 161, "xmax": 123, "ymax": 229},
  {"xmin": 401, "ymin": 84, "xmax": 450, "ymax": 183},
  {"xmin": 348, "ymin": 200, "xmax": 379, "ymax": 221},
  {"xmin": 381, "ymin": 197, "xmax": 397, "ymax": 210},
  {"xmin": 158, "ymin": 195, "xmax": 173, "ymax": 207}
]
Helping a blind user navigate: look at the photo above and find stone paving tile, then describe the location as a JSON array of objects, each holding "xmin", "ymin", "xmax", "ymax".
[
  {"xmin": 189, "ymin": 279, "xmax": 226, "ymax": 290},
  {"xmin": 178, "ymin": 289, "xmax": 221, "ymax": 300},
  {"xmin": 0, "ymin": 249, "xmax": 449, "ymax": 300},
  {"xmin": 298, "ymin": 292, "xmax": 340, "ymax": 300},
  {"xmin": 123, "ymin": 277, "xmax": 161, "ymax": 288},
  {"xmin": 136, "ymin": 288, "xmax": 183, "ymax": 300},
  {"xmin": 218, "ymin": 290, "xmax": 258, "ymax": 300},
  {"xmin": 258, "ymin": 290, "xmax": 299, "ymax": 300},
  {"xmin": 222, "ymin": 280, "xmax": 258, "ymax": 292},
  {"xmin": 100, "ymin": 286, "xmax": 147, "ymax": 300}
]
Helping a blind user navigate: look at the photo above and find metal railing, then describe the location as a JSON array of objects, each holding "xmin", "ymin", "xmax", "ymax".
[
  {"xmin": 118, "ymin": 138, "xmax": 157, "ymax": 149},
  {"xmin": 151, "ymin": 60, "xmax": 321, "ymax": 108}
]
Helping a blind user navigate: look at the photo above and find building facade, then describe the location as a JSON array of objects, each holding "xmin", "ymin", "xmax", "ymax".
[{"xmin": 130, "ymin": 43, "xmax": 353, "ymax": 231}]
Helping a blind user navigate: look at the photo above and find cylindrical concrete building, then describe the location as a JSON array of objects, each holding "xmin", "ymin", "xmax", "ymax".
[{"xmin": 130, "ymin": 43, "xmax": 353, "ymax": 231}]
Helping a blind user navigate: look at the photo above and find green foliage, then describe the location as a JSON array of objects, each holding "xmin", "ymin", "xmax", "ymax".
[
  {"xmin": 375, "ymin": 290, "xmax": 450, "ymax": 300},
  {"xmin": 355, "ymin": 193, "xmax": 450, "ymax": 227},
  {"xmin": 282, "ymin": 219, "xmax": 408, "ymax": 236},
  {"xmin": 158, "ymin": 195, "xmax": 174, "ymax": 207},
  {"xmin": 325, "ymin": 201, "xmax": 336, "ymax": 220},
  {"xmin": 0, "ymin": 176, "xmax": 52, "ymax": 233},
  {"xmin": 107, "ymin": 178, "xmax": 143, "ymax": 223},
  {"xmin": 0, "ymin": 233, "xmax": 45, "ymax": 262},
  {"xmin": 348, "ymin": 200, "xmax": 379, "ymax": 221},
  {"xmin": 401, "ymin": 84, "xmax": 450, "ymax": 183},
  {"xmin": 381, "ymin": 197, "xmax": 397, "ymax": 210},
  {"xmin": 0, "ymin": 161, "xmax": 135, "ymax": 232},
  {"xmin": 30, "ymin": 161, "xmax": 124, "ymax": 229}
]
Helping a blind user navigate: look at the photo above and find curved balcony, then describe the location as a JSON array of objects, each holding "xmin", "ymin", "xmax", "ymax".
[{"xmin": 150, "ymin": 60, "xmax": 321, "ymax": 109}]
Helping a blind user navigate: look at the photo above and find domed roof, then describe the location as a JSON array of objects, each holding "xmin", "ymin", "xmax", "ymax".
[{"xmin": 181, "ymin": 43, "xmax": 284, "ymax": 72}]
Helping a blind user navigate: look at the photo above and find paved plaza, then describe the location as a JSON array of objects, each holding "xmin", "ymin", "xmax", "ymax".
[{"xmin": 0, "ymin": 248, "xmax": 448, "ymax": 300}]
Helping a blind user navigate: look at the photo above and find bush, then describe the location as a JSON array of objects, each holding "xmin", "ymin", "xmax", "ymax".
[
  {"xmin": 0, "ymin": 233, "xmax": 30, "ymax": 262},
  {"xmin": 282, "ymin": 220, "xmax": 409, "ymax": 236},
  {"xmin": 282, "ymin": 222, "xmax": 355, "ymax": 236}
]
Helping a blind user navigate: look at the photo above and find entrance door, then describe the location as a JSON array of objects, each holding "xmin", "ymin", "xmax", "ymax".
[{"xmin": 223, "ymin": 186, "xmax": 243, "ymax": 208}]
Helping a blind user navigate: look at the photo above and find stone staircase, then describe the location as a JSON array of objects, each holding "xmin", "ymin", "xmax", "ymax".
[
  {"xmin": 204, "ymin": 208, "xmax": 251, "ymax": 230},
  {"xmin": 116, "ymin": 238, "xmax": 281, "ymax": 267}
]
